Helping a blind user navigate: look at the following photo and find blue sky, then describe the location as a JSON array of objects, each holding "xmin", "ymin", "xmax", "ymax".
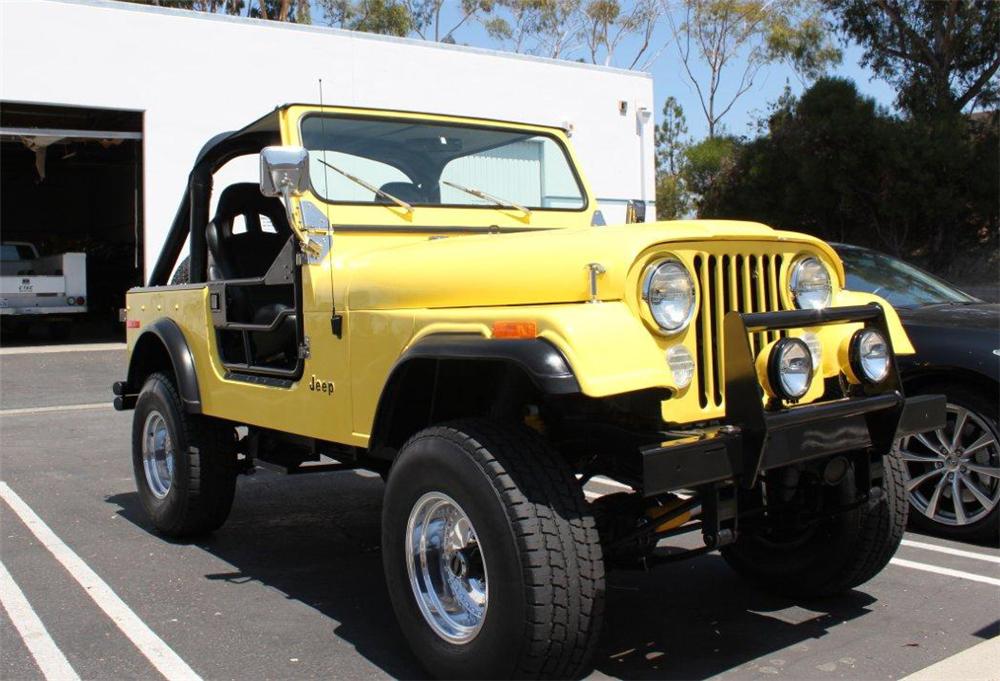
[{"xmin": 313, "ymin": 2, "xmax": 900, "ymax": 142}]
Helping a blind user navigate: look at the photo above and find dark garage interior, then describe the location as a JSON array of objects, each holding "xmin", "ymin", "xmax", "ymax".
[{"xmin": 1, "ymin": 102, "xmax": 143, "ymax": 344}]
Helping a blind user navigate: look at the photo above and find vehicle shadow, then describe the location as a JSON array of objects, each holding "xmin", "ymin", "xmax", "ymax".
[
  {"xmin": 904, "ymin": 525, "xmax": 1000, "ymax": 549},
  {"xmin": 107, "ymin": 470, "xmax": 877, "ymax": 681}
]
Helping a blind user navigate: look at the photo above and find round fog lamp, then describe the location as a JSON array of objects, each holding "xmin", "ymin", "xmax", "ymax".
[
  {"xmin": 850, "ymin": 329, "xmax": 890, "ymax": 384},
  {"xmin": 667, "ymin": 345, "xmax": 694, "ymax": 389},
  {"xmin": 766, "ymin": 338, "xmax": 814, "ymax": 400}
]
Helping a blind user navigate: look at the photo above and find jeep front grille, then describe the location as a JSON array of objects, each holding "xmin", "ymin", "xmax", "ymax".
[{"xmin": 691, "ymin": 251, "xmax": 786, "ymax": 409}]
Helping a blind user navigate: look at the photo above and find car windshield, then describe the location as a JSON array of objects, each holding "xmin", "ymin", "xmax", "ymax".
[
  {"xmin": 0, "ymin": 244, "xmax": 35, "ymax": 261},
  {"xmin": 836, "ymin": 246, "xmax": 978, "ymax": 308},
  {"xmin": 300, "ymin": 115, "xmax": 586, "ymax": 211}
]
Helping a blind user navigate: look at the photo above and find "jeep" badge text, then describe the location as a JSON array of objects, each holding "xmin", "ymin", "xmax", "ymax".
[{"xmin": 308, "ymin": 375, "xmax": 334, "ymax": 395}]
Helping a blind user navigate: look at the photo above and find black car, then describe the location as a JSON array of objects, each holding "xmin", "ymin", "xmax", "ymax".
[{"xmin": 835, "ymin": 244, "xmax": 999, "ymax": 540}]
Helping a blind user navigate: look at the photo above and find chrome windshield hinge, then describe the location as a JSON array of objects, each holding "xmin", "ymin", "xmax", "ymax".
[{"xmin": 587, "ymin": 262, "xmax": 606, "ymax": 303}]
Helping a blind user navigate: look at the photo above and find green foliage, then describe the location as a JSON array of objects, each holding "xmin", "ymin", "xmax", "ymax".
[
  {"xmin": 824, "ymin": 0, "xmax": 1000, "ymax": 117},
  {"xmin": 321, "ymin": 0, "xmax": 412, "ymax": 35},
  {"xmin": 655, "ymin": 173, "xmax": 689, "ymax": 220},
  {"xmin": 681, "ymin": 135, "xmax": 739, "ymax": 206},
  {"xmin": 654, "ymin": 96, "xmax": 691, "ymax": 219},
  {"xmin": 701, "ymin": 77, "xmax": 999, "ymax": 276},
  {"xmin": 655, "ymin": 96, "xmax": 688, "ymax": 176}
]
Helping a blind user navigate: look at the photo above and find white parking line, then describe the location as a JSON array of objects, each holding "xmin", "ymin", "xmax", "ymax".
[
  {"xmin": 0, "ymin": 403, "xmax": 112, "ymax": 417},
  {"xmin": 890, "ymin": 558, "xmax": 1000, "ymax": 587},
  {"xmin": 0, "ymin": 560, "xmax": 81, "ymax": 681},
  {"xmin": 901, "ymin": 539, "xmax": 1000, "ymax": 565},
  {"xmin": 0, "ymin": 343, "xmax": 125, "ymax": 356},
  {"xmin": 0, "ymin": 482, "xmax": 202, "ymax": 681}
]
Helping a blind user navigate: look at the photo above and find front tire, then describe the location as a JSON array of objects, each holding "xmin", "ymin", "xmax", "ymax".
[
  {"xmin": 131, "ymin": 372, "xmax": 237, "ymax": 537},
  {"xmin": 721, "ymin": 451, "xmax": 907, "ymax": 597},
  {"xmin": 381, "ymin": 419, "xmax": 605, "ymax": 679}
]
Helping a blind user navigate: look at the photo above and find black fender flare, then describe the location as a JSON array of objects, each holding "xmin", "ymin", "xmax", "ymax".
[
  {"xmin": 368, "ymin": 334, "xmax": 580, "ymax": 457},
  {"xmin": 125, "ymin": 318, "xmax": 202, "ymax": 413}
]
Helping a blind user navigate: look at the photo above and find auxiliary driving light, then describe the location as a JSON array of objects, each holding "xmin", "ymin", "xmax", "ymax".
[
  {"xmin": 847, "ymin": 329, "xmax": 890, "ymax": 385},
  {"xmin": 759, "ymin": 338, "xmax": 814, "ymax": 401}
]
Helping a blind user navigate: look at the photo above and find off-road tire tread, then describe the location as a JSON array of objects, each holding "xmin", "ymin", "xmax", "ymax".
[
  {"xmin": 400, "ymin": 419, "xmax": 605, "ymax": 679},
  {"xmin": 826, "ymin": 450, "xmax": 908, "ymax": 594},
  {"xmin": 724, "ymin": 451, "xmax": 908, "ymax": 598},
  {"xmin": 140, "ymin": 372, "xmax": 236, "ymax": 537}
]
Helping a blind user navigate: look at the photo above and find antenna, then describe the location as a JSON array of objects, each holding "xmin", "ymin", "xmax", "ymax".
[
  {"xmin": 318, "ymin": 78, "xmax": 331, "ymax": 208},
  {"xmin": 318, "ymin": 78, "xmax": 336, "ymax": 307}
]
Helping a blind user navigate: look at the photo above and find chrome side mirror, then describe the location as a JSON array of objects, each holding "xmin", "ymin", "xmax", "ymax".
[
  {"xmin": 260, "ymin": 146, "xmax": 322, "ymax": 258},
  {"xmin": 625, "ymin": 199, "xmax": 646, "ymax": 224},
  {"xmin": 260, "ymin": 146, "xmax": 310, "ymax": 199}
]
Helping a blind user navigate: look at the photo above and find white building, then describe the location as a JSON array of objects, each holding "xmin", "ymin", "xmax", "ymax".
[{"xmin": 0, "ymin": 0, "xmax": 655, "ymax": 319}]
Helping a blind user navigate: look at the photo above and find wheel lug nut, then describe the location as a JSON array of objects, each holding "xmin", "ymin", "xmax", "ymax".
[{"xmin": 935, "ymin": 462, "xmax": 943, "ymax": 468}]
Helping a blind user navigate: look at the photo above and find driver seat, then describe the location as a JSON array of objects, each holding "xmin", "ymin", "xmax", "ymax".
[{"xmin": 205, "ymin": 183, "xmax": 297, "ymax": 365}]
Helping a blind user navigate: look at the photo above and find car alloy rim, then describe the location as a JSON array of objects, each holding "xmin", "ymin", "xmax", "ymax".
[
  {"xmin": 141, "ymin": 410, "xmax": 174, "ymax": 499},
  {"xmin": 405, "ymin": 491, "xmax": 488, "ymax": 644},
  {"xmin": 899, "ymin": 404, "xmax": 1000, "ymax": 526}
]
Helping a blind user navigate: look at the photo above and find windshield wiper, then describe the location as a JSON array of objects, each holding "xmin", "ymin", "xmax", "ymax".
[
  {"xmin": 317, "ymin": 158, "xmax": 413, "ymax": 213},
  {"xmin": 442, "ymin": 180, "xmax": 531, "ymax": 215}
]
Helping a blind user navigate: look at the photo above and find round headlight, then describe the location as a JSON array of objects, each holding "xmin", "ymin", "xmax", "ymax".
[
  {"xmin": 850, "ymin": 329, "xmax": 890, "ymax": 384},
  {"xmin": 642, "ymin": 259, "xmax": 696, "ymax": 333},
  {"xmin": 789, "ymin": 256, "xmax": 832, "ymax": 309},
  {"xmin": 766, "ymin": 338, "xmax": 814, "ymax": 400}
]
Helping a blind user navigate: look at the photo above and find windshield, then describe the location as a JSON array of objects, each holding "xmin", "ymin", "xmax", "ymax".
[
  {"xmin": 836, "ymin": 246, "xmax": 978, "ymax": 307},
  {"xmin": 300, "ymin": 115, "xmax": 586, "ymax": 211},
  {"xmin": 0, "ymin": 244, "xmax": 36, "ymax": 262}
]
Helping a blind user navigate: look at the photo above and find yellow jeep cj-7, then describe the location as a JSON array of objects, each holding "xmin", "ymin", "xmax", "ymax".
[{"xmin": 115, "ymin": 105, "xmax": 944, "ymax": 679}]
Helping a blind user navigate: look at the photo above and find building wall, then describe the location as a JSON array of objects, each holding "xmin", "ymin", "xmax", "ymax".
[{"xmin": 0, "ymin": 0, "xmax": 656, "ymax": 276}]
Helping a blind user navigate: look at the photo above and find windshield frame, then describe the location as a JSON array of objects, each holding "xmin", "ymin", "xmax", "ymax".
[
  {"xmin": 297, "ymin": 112, "xmax": 590, "ymax": 214},
  {"xmin": 836, "ymin": 244, "xmax": 979, "ymax": 308}
]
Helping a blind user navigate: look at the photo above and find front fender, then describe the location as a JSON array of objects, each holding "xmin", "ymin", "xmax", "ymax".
[{"xmin": 402, "ymin": 303, "xmax": 672, "ymax": 399}]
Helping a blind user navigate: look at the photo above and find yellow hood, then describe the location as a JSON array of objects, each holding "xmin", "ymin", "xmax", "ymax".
[{"xmin": 342, "ymin": 220, "xmax": 844, "ymax": 311}]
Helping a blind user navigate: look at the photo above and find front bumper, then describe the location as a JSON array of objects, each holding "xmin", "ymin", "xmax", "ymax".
[{"xmin": 643, "ymin": 305, "xmax": 945, "ymax": 497}]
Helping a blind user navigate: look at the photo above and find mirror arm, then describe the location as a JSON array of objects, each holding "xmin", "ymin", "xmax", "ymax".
[{"xmin": 280, "ymin": 183, "xmax": 321, "ymax": 258}]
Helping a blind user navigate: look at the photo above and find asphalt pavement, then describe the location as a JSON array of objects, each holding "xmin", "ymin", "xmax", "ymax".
[{"xmin": 1, "ymin": 346, "xmax": 997, "ymax": 680}]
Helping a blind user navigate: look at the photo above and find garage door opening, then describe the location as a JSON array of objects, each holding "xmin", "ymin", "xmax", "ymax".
[{"xmin": 1, "ymin": 102, "xmax": 143, "ymax": 345}]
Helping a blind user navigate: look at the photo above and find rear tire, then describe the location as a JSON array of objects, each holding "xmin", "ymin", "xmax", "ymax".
[
  {"xmin": 722, "ymin": 451, "xmax": 907, "ymax": 597},
  {"xmin": 381, "ymin": 419, "xmax": 605, "ymax": 679},
  {"xmin": 131, "ymin": 372, "xmax": 237, "ymax": 537}
]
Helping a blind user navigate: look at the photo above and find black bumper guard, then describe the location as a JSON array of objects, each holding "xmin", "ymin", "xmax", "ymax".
[{"xmin": 642, "ymin": 304, "xmax": 945, "ymax": 497}]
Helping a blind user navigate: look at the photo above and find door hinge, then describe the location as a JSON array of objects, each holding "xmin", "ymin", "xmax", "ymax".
[
  {"xmin": 298, "ymin": 336, "xmax": 311, "ymax": 359},
  {"xmin": 331, "ymin": 314, "xmax": 343, "ymax": 338}
]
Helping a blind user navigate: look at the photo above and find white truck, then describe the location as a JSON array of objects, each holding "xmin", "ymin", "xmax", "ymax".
[{"xmin": 1, "ymin": 241, "xmax": 87, "ymax": 339}]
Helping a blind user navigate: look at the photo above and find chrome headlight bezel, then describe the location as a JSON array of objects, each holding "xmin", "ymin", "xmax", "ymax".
[
  {"xmin": 641, "ymin": 257, "xmax": 697, "ymax": 335},
  {"xmin": 766, "ymin": 337, "xmax": 814, "ymax": 400},
  {"xmin": 848, "ymin": 328, "xmax": 891, "ymax": 385},
  {"xmin": 789, "ymin": 255, "xmax": 832, "ymax": 310}
]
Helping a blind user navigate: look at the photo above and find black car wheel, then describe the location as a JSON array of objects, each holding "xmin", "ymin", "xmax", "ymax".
[
  {"xmin": 899, "ymin": 384, "xmax": 999, "ymax": 541},
  {"xmin": 132, "ymin": 372, "xmax": 238, "ymax": 537},
  {"xmin": 381, "ymin": 419, "xmax": 605, "ymax": 679}
]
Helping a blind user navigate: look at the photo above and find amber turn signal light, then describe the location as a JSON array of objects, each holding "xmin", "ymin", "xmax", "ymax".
[{"xmin": 492, "ymin": 321, "xmax": 537, "ymax": 339}]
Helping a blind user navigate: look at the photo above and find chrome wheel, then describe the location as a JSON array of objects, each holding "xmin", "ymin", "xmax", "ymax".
[
  {"xmin": 405, "ymin": 492, "xmax": 488, "ymax": 644},
  {"xmin": 141, "ymin": 410, "xmax": 174, "ymax": 499},
  {"xmin": 899, "ymin": 404, "xmax": 1000, "ymax": 527}
]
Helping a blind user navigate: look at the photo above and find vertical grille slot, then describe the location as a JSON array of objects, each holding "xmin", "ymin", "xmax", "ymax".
[{"xmin": 692, "ymin": 247, "xmax": 786, "ymax": 411}]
